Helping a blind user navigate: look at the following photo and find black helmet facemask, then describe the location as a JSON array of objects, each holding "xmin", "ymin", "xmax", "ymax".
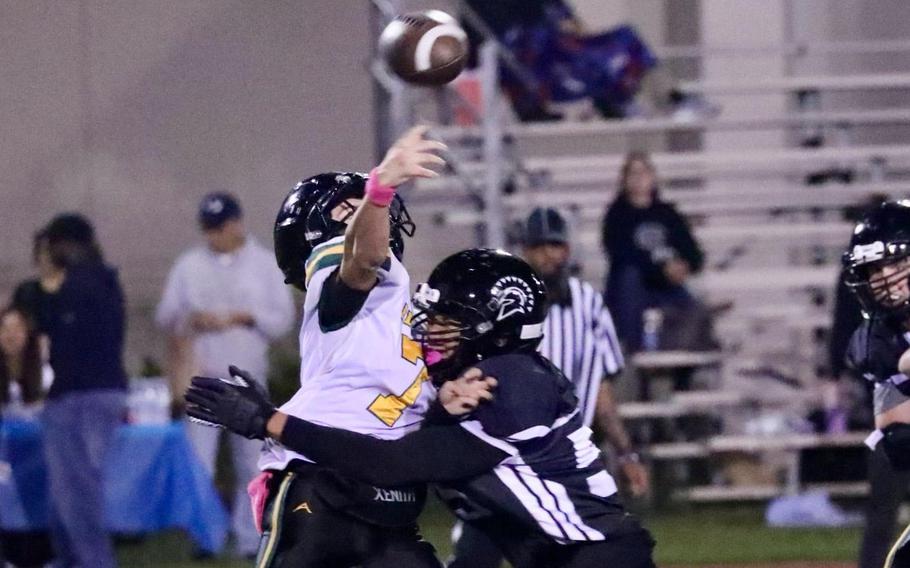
[
  {"xmin": 307, "ymin": 188, "xmax": 415, "ymax": 262},
  {"xmin": 412, "ymin": 283, "xmax": 495, "ymax": 384},
  {"xmin": 844, "ymin": 243, "xmax": 910, "ymax": 321},
  {"xmin": 389, "ymin": 195, "xmax": 416, "ymax": 259}
]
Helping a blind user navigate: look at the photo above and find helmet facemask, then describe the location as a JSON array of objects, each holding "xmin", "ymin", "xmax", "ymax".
[
  {"xmin": 388, "ymin": 195, "xmax": 416, "ymax": 260},
  {"xmin": 305, "ymin": 184, "xmax": 364, "ymax": 248},
  {"xmin": 412, "ymin": 283, "xmax": 494, "ymax": 383},
  {"xmin": 844, "ymin": 242, "xmax": 910, "ymax": 319},
  {"xmin": 307, "ymin": 185, "xmax": 415, "ymax": 261}
]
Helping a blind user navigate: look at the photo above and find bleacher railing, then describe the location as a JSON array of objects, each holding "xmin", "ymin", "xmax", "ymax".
[{"xmin": 369, "ymin": 0, "xmax": 510, "ymax": 248}]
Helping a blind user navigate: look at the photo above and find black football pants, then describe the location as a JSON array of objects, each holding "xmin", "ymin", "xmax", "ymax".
[
  {"xmin": 255, "ymin": 470, "xmax": 441, "ymax": 568},
  {"xmin": 860, "ymin": 444, "xmax": 910, "ymax": 568}
]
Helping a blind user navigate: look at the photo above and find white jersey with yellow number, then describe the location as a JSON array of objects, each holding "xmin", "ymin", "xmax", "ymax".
[{"xmin": 259, "ymin": 236, "xmax": 435, "ymax": 471}]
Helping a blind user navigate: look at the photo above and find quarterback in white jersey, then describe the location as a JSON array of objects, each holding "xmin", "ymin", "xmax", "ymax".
[
  {"xmin": 189, "ymin": 126, "xmax": 493, "ymax": 568},
  {"xmin": 258, "ymin": 234, "xmax": 434, "ymax": 471}
]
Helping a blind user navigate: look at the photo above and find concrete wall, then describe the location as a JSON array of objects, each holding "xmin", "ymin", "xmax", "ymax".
[
  {"xmin": 1, "ymin": 1, "xmax": 375, "ymax": 370},
  {"xmin": 571, "ymin": 0, "xmax": 665, "ymax": 49}
]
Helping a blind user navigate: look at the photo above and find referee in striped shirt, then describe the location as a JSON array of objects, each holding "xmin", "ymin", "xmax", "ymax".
[{"xmin": 448, "ymin": 207, "xmax": 648, "ymax": 568}]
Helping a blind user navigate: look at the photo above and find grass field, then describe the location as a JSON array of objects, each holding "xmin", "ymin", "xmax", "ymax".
[{"xmin": 116, "ymin": 500, "xmax": 864, "ymax": 567}]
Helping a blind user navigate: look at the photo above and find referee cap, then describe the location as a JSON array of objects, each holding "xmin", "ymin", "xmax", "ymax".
[{"xmin": 525, "ymin": 207, "xmax": 568, "ymax": 246}]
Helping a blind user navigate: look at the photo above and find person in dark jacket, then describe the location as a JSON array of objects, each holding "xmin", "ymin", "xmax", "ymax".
[
  {"xmin": 37, "ymin": 213, "xmax": 126, "ymax": 568},
  {"xmin": 602, "ymin": 151, "xmax": 705, "ymax": 353}
]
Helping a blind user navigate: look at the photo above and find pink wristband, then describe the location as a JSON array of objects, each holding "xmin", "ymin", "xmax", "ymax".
[{"xmin": 365, "ymin": 167, "xmax": 397, "ymax": 207}]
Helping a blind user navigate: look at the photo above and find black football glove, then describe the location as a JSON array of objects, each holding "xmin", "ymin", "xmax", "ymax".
[{"xmin": 185, "ymin": 365, "xmax": 276, "ymax": 440}]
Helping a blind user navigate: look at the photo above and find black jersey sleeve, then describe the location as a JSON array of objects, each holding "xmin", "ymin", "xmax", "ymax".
[
  {"xmin": 423, "ymin": 399, "xmax": 462, "ymax": 426},
  {"xmin": 844, "ymin": 325, "xmax": 864, "ymax": 377},
  {"xmin": 845, "ymin": 320, "xmax": 908, "ymax": 383},
  {"xmin": 279, "ymin": 417, "xmax": 507, "ymax": 486},
  {"xmin": 317, "ymin": 268, "xmax": 372, "ymax": 332}
]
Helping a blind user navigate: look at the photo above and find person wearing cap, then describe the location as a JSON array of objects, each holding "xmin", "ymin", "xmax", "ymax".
[
  {"xmin": 155, "ymin": 192, "xmax": 293, "ymax": 558},
  {"xmin": 447, "ymin": 207, "xmax": 649, "ymax": 568},
  {"xmin": 33, "ymin": 213, "xmax": 126, "ymax": 568}
]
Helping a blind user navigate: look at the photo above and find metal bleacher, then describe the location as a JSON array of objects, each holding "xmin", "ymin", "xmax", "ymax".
[{"xmin": 371, "ymin": 0, "xmax": 910, "ymax": 502}]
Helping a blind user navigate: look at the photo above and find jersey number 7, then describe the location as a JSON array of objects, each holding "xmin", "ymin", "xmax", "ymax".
[{"xmin": 367, "ymin": 307, "xmax": 431, "ymax": 426}]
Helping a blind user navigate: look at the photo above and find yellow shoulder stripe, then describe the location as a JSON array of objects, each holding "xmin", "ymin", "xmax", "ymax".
[{"xmin": 305, "ymin": 244, "xmax": 344, "ymax": 286}]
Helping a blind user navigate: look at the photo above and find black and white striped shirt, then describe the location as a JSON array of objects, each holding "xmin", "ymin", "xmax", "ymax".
[{"xmin": 537, "ymin": 277, "xmax": 624, "ymax": 427}]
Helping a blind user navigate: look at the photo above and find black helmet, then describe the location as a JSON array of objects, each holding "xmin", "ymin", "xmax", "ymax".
[
  {"xmin": 274, "ymin": 172, "xmax": 415, "ymax": 291},
  {"xmin": 843, "ymin": 200, "xmax": 910, "ymax": 319},
  {"xmin": 412, "ymin": 248, "xmax": 547, "ymax": 381}
]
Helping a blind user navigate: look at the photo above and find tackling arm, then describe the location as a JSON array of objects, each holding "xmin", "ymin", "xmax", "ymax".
[{"xmin": 273, "ymin": 414, "xmax": 506, "ymax": 486}]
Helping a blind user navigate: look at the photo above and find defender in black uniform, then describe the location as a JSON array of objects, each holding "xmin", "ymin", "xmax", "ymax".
[
  {"xmin": 843, "ymin": 201, "xmax": 910, "ymax": 568},
  {"xmin": 188, "ymin": 249, "xmax": 655, "ymax": 568}
]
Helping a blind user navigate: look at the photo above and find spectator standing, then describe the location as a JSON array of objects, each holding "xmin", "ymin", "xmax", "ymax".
[
  {"xmin": 37, "ymin": 213, "xmax": 126, "ymax": 568},
  {"xmin": 0, "ymin": 306, "xmax": 54, "ymax": 568},
  {"xmin": 448, "ymin": 208, "xmax": 648, "ymax": 568},
  {"xmin": 155, "ymin": 192, "xmax": 293, "ymax": 558},
  {"xmin": 602, "ymin": 152, "xmax": 705, "ymax": 353}
]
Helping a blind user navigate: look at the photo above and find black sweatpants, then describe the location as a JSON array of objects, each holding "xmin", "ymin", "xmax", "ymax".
[{"xmin": 256, "ymin": 469, "xmax": 441, "ymax": 568}]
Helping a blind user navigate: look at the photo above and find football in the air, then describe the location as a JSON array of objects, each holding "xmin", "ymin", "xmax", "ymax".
[{"xmin": 379, "ymin": 10, "xmax": 468, "ymax": 87}]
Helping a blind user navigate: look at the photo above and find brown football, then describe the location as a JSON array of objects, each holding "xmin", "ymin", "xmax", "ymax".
[{"xmin": 379, "ymin": 10, "xmax": 468, "ymax": 87}]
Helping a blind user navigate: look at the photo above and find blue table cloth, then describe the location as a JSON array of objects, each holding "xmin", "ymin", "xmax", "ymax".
[{"xmin": 0, "ymin": 420, "xmax": 229, "ymax": 553}]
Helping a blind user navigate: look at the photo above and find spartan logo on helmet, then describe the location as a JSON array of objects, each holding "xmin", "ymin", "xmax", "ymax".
[{"xmin": 491, "ymin": 276, "xmax": 535, "ymax": 322}]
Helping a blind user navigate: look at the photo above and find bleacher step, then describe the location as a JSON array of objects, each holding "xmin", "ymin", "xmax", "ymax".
[{"xmin": 678, "ymin": 482, "xmax": 869, "ymax": 502}]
